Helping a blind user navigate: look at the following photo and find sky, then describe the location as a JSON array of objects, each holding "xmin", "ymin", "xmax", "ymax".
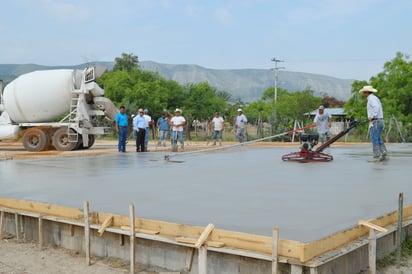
[{"xmin": 0, "ymin": 0, "xmax": 411, "ymax": 80}]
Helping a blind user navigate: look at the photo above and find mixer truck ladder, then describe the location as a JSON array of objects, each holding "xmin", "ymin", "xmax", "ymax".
[{"xmin": 67, "ymin": 92, "xmax": 79, "ymax": 143}]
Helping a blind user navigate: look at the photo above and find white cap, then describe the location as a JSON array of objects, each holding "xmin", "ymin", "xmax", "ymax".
[
  {"xmin": 318, "ymin": 105, "xmax": 324, "ymax": 110},
  {"xmin": 175, "ymin": 108, "xmax": 182, "ymax": 113},
  {"xmin": 237, "ymin": 108, "xmax": 242, "ymax": 112}
]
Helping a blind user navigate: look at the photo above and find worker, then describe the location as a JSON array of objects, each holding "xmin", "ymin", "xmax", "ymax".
[
  {"xmin": 157, "ymin": 112, "xmax": 169, "ymax": 147},
  {"xmin": 208, "ymin": 112, "xmax": 225, "ymax": 146},
  {"xmin": 168, "ymin": 108, "xmax": 186, "ymax": 152},
  {"xmin": 143, "ymin": 109, "xmax": 153, "ymax": 151},
  {"xmin": 359, "ymin": 85, "xmax": 388, "ymax": 162},
  {"xmin": 114, "ymin": 106, "xmax": 128, "ymax": 152},
  {"xmin": 235, "ymin": 108, "xmax": 247, "ymax": 143},
  {"xmin": 313, "ymin": 105, "xmax": 332, "ymax": 144},
  {"xmin": 134, "ymin": 108, "xmax": 146, "ymax": 152}
]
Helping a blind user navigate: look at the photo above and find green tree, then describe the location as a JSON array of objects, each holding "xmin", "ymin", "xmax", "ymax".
[
  {"xmin": 113, "ymin": 53, "xmax": 139, "ymax": 72},
  {"xmin": 345, "ymin": 52, "xmax": 412, "ymax": 141},
  {"xmin": 183, "ymin": 82, "xmax": 227, "ymax": 120}
]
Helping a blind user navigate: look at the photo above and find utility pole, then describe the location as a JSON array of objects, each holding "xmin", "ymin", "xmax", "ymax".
[{"xmin": 271, "ymin": 58, "xmax": 285, "ymax": 102}]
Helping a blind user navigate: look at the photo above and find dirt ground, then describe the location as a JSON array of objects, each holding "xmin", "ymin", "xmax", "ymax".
[
  {"xmin": 1, "ymin": 237, "xmax": 411, "ymax": 274},
  {"xmin": 1, "ymin": 139, "xmax": 411, "ymax": 273}
]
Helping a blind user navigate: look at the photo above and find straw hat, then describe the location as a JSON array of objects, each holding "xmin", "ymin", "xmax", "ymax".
[{"xmin": 359, "ymin": 85, "xmax": 378, "ymax": 93}]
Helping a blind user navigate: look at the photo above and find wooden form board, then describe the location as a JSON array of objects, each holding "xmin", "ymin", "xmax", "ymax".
[
  {"xmin": 0, "ymin": 197, "xmax": 83, "ymax": 220},
  {"xmin": 2, "ymin": 197, "xmax": 412, "ymax": 263}
]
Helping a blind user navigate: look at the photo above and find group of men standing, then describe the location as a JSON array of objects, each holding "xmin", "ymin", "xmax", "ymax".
[
  {"xmin": 115, "ymin": 107, "xmax": 249, "ymax": 152},
  {"xmin": 116, "ymin": 91, "xmax": 387, "ymax": 161},
  {"xmin": 115, "ymin": 107, "xmax": 188, "ymax": 153}
]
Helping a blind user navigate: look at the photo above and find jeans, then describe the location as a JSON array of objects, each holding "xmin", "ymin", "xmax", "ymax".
[
  {"xmin": 319, "ymin": 131, "xmax": 331, "ymax": 143},
  {"xmin": 171, "ymin": 130, "xmax": 184, "ymax": 146},
  {"xmin": 145, "ymin": 127, "xmax": 150, "ymax": 143},
  {"xmin": 159, "ymin": 130, "xmax": 168, "ymax": 141},
  {"xmin": 370, "ymin": 120, "xmax": 384, "ymax": 146},
  {"xmin": 236, "ymin": 127, "xmax": 245, "ymax": 142},
  {"xmin": 118, "ymin": 127, "xmax": 128, "ymax": 152},
  {"xmin": 213, "ymin": 130, "xmax": 222, "ymax": 141}
]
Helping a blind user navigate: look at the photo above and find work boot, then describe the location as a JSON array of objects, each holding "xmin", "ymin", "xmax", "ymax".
[
  {"xmin": 212, "ymin": 141, "xmax": 216, "ymax": 145},
  {"xmin": 219, "ymin": 140, "xmax": 222, "ymax": 146},
  {"xmin": 368, "ymin": 157, "xmax": 381, "ymax": 162},
  {"xmin": 181, "ymin": 145, "xmax": 184, "ymax": 152},
  {"xmin": 379, "ymin": 144, "xmax": 388, "ymax": 160},
  {"xmin": 368, "ymin": 145, "xmax": 381, "ymax": 162}
]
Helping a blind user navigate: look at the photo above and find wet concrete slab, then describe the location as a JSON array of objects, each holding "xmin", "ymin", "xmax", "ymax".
[{"xmin": 1, "ymin": 143, "xmax": 411, "ymax": 242}]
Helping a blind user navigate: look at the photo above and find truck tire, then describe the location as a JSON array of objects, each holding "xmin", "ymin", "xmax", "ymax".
[
  {"xmin": 22, "ymin": 128, "xmax": 49, "ymax": 151},
  {"xmin": 52, "ymin": 128, "xmax": 77, "ymax": 151},
  {"xmin": 81, "ymin": 134, "xmax": 95, "ymax": 149}
]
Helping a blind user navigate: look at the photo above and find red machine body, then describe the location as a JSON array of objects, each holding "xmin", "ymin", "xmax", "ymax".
[{"xmin": 282, "ymin": 120, "xmax": 361, "ymax": 163}]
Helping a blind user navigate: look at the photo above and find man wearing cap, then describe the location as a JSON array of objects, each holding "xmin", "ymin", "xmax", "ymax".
[
  {"xmin": 313, "ymin": 105, "xmax": 332, "ymax": 144},
  {"xmin": 157, "ymin": 112, "xmax": 169, "ymax": 147},
  {"xmin": 115, "ymin": 105, "xmax": 128, "ymax": 152},
  {"xmin": 208, "ymin": 112, "xmax": 225, "ymax": 146},
  {"xmin": 235, "ymin": 108, "xmax": 248, "ymax": 143},
  {"xmin": 169, "ymin": 108, "xmax": 187, "ymax": 151},
  {"xmin": 359, "ymin": 85, "xmax": 388, "ymax": 161}
]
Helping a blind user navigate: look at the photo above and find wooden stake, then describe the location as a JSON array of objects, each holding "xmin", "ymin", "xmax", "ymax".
[
  {"xmin": 98, "ymin": 215, "xmax": 113, "ymax": 236},
  {"xmin": 83, "ymin": 201, "xmax": 90, "ymax": 266},
  {"xmin": 38, "ymin": 215, "xmax": 43, "ymax": 249},
  {"xmin": 397, "ymin": 192, "xmax": 403, "ymax": 269},
  {"xmin": 358, "ymin": 220, "xmax": 388, "ymax": 233},
  {"xmin": 14, "ymin": 213, "xmax": 19, "ymax": 241},
  {"xmin": 184, "ymin": 248, "xmax": 194, "ymax": 272},
  {"xmin": 272, "ymin": 228, "xmax": 279, "ymax": 274},
  {"xmin": 368, "ymin": 229, "xmax": 377, "ymax": 274},
  {"xmin": 198, "ymin": 246, "xmax": 207, "ymax": 274},
  {"xmin": 194, "ymin": 223, "xmax": 214, "ymax": 248},
  {"xmin": 129, "ymin": 203, "xmax": 135, "ymax": 274},
  {"xmin": 0, "ymin": 211, "xmax": 4, "ymax": 238}
]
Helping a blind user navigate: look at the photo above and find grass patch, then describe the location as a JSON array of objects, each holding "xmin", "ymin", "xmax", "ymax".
[{"xmin": 377, "ymin": 236, "xmax": 412, "ymax": 269}]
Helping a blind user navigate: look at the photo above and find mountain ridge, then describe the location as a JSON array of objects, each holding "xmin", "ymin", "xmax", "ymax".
[{"xmin": 0, "ymin": 61, "xmax": 354, "ymax": 101}]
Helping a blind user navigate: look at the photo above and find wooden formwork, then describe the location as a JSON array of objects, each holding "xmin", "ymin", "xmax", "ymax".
[{"xmin": 1, "ymin": 196, "xmax": 411, "ymax": 265}]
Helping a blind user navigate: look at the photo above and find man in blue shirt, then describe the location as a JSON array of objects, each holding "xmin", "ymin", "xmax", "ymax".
[
  {"xmin": 157, "ymin": 112, "xmax": 169, "ymax": 147},
  {"xmin": 114, "ymin": 106, "xmax": 128, "ymax": 152},
  {"xmin": 133, "ymin": 108, "xmax": 147, "ymax": 152}
]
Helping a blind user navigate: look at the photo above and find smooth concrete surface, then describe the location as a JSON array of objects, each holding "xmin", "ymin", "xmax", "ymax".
[{"xmin": 1, "ymin": 143, "xmax": 411, "ymax": 242}]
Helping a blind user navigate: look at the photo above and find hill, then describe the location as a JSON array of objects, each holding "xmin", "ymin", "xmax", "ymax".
[{"xmin": 0, "ymin": 62, "xmax": 354, "ymax": 101}]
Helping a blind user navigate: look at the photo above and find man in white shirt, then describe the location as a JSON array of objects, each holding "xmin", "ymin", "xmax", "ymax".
[
  {"xmin": 208, "ymin": 112, "xmax": 225, "ymax": 146},
  {"xmin": 169, "ymin": 108, "xmax": 187, "ymax": 152},
  {"xmin": 235, "ymin": 108, "xmax": 247, "ymax": 143},
  {"xmin": 313, "ymin": 105, "xmax": 332, "ymax": 144},
  {"xmin": 359, "ymin": 85, "xmax": 388, "ymax": 161}
]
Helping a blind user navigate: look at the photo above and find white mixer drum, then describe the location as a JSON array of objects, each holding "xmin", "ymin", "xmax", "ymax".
[{"xmin": 3, "ymin": 69, "xmax": 75, "ymax": 123}]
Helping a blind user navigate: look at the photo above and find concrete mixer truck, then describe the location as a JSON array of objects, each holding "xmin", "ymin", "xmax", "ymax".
[{"xmin": 0, "ymin": 66, "xmax": 118, "ymax": 151}]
